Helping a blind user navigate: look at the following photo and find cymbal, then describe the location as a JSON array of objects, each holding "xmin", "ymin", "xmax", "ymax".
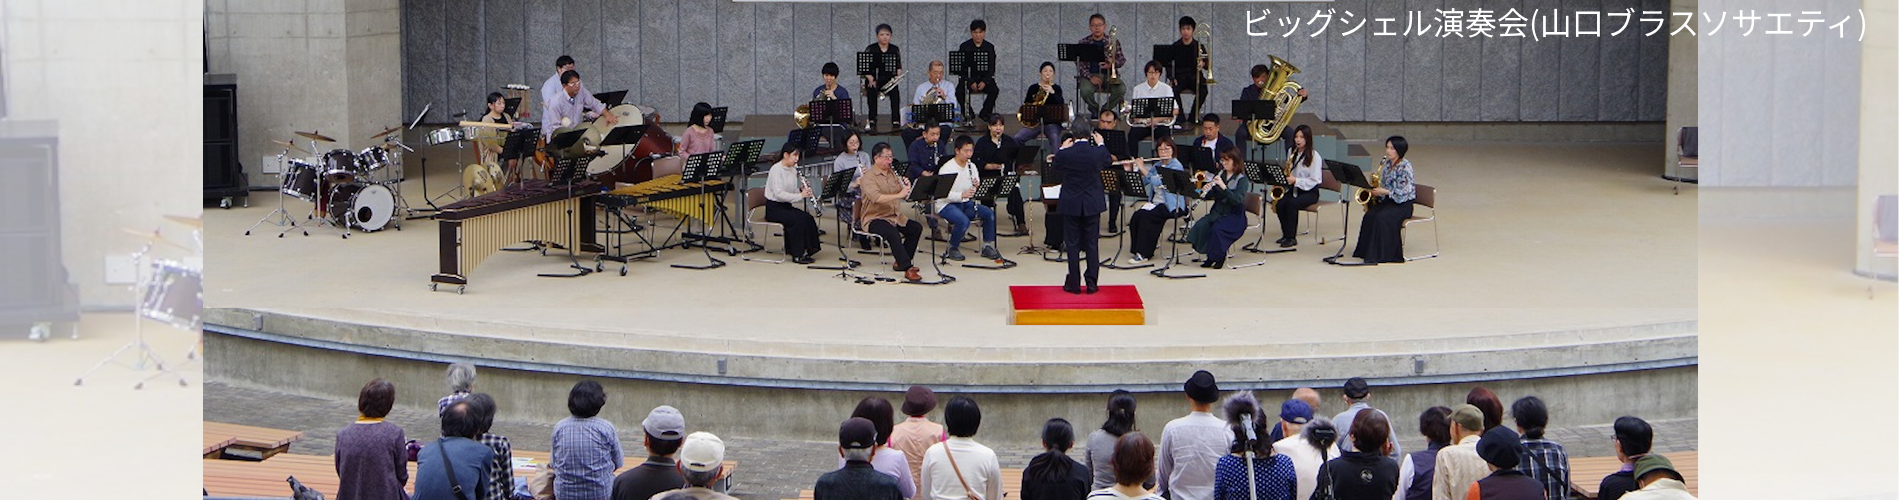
[
  {"xmin": 120, "ymin": 228, "xmax": 192, "ymax": 252},
  {"xmin": 296, "ymin": 130, "xmax": 337, "ymax": 143},
  {"xmin": 458, "ymin": 120, "xmax": 513, "ymax": 129},
  {"xmin": 369, "ymin": 125, "xmax": 403, "ymax": 140},
  {"xmin": 164, "ymin": 214, "xmax": 204, "ymax": 228},
  {"xmin": 272, "ymin": 139, "xmax": 311, "ymax": 155}
]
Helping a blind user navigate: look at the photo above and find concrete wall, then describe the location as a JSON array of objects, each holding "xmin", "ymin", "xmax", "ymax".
[
  {"xmin": 208, "ymin": 331, "xmax": 1699, "ymax": 448},
  {"xmin": 1, "ymin": 0, "xmax": 202, "ymax": 306},
  {"xmin": 1663, "ymin": 0, "xmax": 1697, "ymax": 180},
  {"xmin": 1856, "ymin": 0, "xmax": 1896, "ymax": 279},
  {"xmin": 398, "ymin": 0, "xmax": 1672, "ymax": 126},
  {"xmin": 205, "ymin": 0, "xmax": 402, "ymax": 189},
  {"xmin": 1697, "ymin": 0, "xmax": 1863, "ymax": 187}
]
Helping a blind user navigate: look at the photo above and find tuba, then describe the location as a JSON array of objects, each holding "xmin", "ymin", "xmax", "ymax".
[
  {"xmin": 1019, "ymin": 84, "xmax": 1051, "ymax": 128},
  {"xmin": 1103, "ymin": 27, "xmax": 1124, "ymax": 86},
  {"xmin": 1245, "ymin": 56, "xmax": 1304, "ymax": 145},
  {"xmin": 794, "ymin": 88, "xmax": 836, "ymax": 129}
]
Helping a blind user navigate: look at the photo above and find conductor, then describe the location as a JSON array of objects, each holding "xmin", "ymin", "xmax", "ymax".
[{"xmin": 1050, "ymin": 120, "xmax": 1116, "ymax": 294}]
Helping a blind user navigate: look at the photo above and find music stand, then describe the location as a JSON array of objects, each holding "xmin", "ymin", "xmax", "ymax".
[
  {"xmin": 910, "ymin": 103, "xmax": 955, "ymax": 128},
  {"xmin": 1231, "ymin": 99, "xmax": 1276, "ymax": 161},
  {"xmin": 1149, "ymin": 167, "xmax": 1205, "ymax": 279},
  {"xmin": 709, "ymin": 106, "xmax": 730, "ymax": 133},
  {"xmin": 963, "ymin": 173, "xmax": 1020, "ymax": 270},
  {"xmin": 592, "ymin": 90, "xmax": 628, "ymax": 107},
  {"xmin": 1102, "ymin": 167, "xmax": 1154, "ymax": 270},
  {"xmin": 1057, "ymin": 43, "xmax": 1105, "ymax": 65},
  {"xmin": 811, "ymin": 167, "xmax": 862, "ymax": 273},
  {"xmin": 671, "ymin": 151, "xmax": 730, "ymax": 270},
  {"xmin": 948, "ymin": 50, "xmax": 993, "ymax": 122},
  {"xmin": 1178, "ymin": 144, "xmax": 1217, "ymax": 173},
  {"xmin": 1018, "ymin": 104, "xmax": 1069, "ymax": 130},
  {"xmin": 1098, "ymin": 129, "xmax": 1131, "ymax": 160},
  {"xmin": 719, "ymin": 140, "xmax": 767, "ymax": 254},
  {"xmin": 859, "ymin": 51, "xmax": 902, "ymax": 131},
  {"xmin": 905, "ymin": 174, "xmax": 958, "ymax": 284},
  {"xmin": 504, "ymin": 97, "xmax": 523, "ymax": 117},
  {"xmin": 496, "ymin": 127, "xmax": 541, "ymax": 188},
  {"xmin": 1322, "ymin": 159, "xmax": 1373, "ymax": 266},
  {"xmin": 809, "ymin": 97, "xmax": 856, "ymax": 153},
  {"xmin": 1236, "ymin": 160, "xmax": 1296, "ymax": 260},
  {"xmin": 1154, "ymin": 45, "xmax": 1200, "ymax": 116},
  {"xmin": 1129, "ymin": 97, "xmax": 1176, "ymax": 152}
]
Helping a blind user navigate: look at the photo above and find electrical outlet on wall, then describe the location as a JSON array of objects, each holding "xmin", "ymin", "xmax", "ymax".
[
  {"xmin": 261, "ymin": 155, "xmax": 282, "ymax": 174},
  {"xmin": 105, "ymin": 255, "xmax": 138, "ymax": 285}
]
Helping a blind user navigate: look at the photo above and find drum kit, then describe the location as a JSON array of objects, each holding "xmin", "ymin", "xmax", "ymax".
[
  {"xmin": 73, "ymin": 214, "xmax": 203, "ymax": 389},
  {"xmin": 247, "ymin": 127, "xmax": 412, "ymax": 238}
]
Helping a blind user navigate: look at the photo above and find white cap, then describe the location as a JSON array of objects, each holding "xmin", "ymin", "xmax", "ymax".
[{"xmin": 678, "ymin": 431, "xmax": 725, "ymax": 473}]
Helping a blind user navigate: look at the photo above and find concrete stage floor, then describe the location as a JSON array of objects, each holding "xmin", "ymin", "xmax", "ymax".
[{"xmin": 205, "ymin": 134, "xmax": 1696, "ymax": 381}]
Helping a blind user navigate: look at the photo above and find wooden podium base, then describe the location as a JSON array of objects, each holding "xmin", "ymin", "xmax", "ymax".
[{"xmin": 1009, "ymin": 285, "xmax": 1145, "ymax": 325}]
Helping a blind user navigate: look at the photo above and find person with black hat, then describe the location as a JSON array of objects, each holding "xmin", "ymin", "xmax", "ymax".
[
  {"xmin": 1617, "ymin": 455, "xmax": 1693, "ymax": 500},
  {"xmin": 817, "ymin": 418, "xmax": 907, "ymax": 500},
  {"xmin": 1310, "ymin": 410, "xmax": 1400, "ymax": 500},
  {"xmin": 1156, "ymin": 370, "xmax": 1231, "ymax": 500},
  {"xmin": 1464, "ymin": 427, "xmax": 1544, "ymax": 500},
  {"xmin": 1432, "ymin": 404, "xmax": 1489, "ymax": 500},
  {"xmin": 1331, "ymin": 377, "xmax": 1403, "ymax": 459},
  {"xmin": 891, "ymin": 385, "xmax": 945, "ymax": 496}
]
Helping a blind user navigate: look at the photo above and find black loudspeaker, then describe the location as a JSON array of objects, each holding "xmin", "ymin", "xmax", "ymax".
[
  {"xmin": 0, "ymin": 121, "xmax": 75, "ymax": 325},
  {"xmin": 204, "ymin": 73, "xmax": 245, "ymax": 205}
]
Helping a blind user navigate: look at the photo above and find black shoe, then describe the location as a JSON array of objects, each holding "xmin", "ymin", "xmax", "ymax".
[
  {"xmin": 943, "ymin": 249, "xmax": 966, "ymax": 261},
  {"xmin": 1278, "ymin": 237, "xmax": 1296, "ymax": 248},
  {"xmin": 1063, "ymin": 285, "xmax": 1082, "ymax": 294},
  {"xmin": 792, "ymin": 255, "xmax": 815, "ymax": 265},
  {"xmin": 1086, "ymin": 284, "xmax": 1100, "ymax": 294}
]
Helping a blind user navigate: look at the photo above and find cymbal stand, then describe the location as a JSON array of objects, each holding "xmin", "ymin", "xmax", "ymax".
[
  {"xmin": 75, "ymin": 238, "xmax": 172, "ymax": 388},
  {"xmin": 246, "ymin": 149, "xmax": 300, "ymax": 236}
]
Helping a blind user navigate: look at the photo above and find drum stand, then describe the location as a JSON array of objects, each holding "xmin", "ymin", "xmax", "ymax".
[
  {"xmin": 74, "ymin": 240, "xmax": 181, "ymax": 389},
  {"xmin": 245, "ymin": 151, "xmax": 302, "ymax": 237},
  {"xmin": 427, "ymin": 140, "xmax": 472, "ymax": 208}
]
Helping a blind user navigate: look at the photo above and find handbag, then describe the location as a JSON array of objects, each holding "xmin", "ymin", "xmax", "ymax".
[{"xmin": 941, "ymin": 437, "xmax": 985, "ymax": 500}]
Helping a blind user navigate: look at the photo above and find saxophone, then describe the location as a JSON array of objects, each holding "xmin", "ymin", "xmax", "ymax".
[
  {"xmin": 1356, "ymin": 158, "xmax": 1385, "ymax": 207},
  {"xmin": 1245, "ymin": 56, "xmax": 1303, "ymax": 144}
]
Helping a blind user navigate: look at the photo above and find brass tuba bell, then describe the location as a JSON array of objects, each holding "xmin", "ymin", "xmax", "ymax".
[{"xmin": 1245, "ymin": 56, "xmax": 1303, "ymax": 145}]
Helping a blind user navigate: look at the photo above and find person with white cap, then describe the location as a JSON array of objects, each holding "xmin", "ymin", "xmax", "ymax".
[
  {"xmin": 612, "ymin": 406, "xmax": 691, "ymax": 500},
  {"xmin": 652, "ymin": 432, "xmax": 740, "ymax": 500}
]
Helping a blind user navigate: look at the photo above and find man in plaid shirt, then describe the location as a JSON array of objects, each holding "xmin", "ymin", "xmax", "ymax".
[
  {"xmin": 553, "ymin": 380, "xmax": 625, "ymax": 500},
  {"xmin": 1511, "ymin": 396, "xmax": 1570, "ymax": 500},
  {"xmin": 467, "ymin": 394, "xmax": 515, "ymax": 500},
  {"xmin": 1074, "ymin": 14, "xmax": 1126, "ymax": 118}
]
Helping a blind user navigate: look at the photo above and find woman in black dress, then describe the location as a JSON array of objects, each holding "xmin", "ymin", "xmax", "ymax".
[{"xmin": 1351, "ymin": 136, "xmax": 1417, "ymax": 264}]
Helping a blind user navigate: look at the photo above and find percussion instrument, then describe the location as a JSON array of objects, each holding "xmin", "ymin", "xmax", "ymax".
[
  {"xmin": 279, "ymin": 160, "xmax": 321, "ymax": 201},
  {"xmin": 295, "ymin": 130, "xmax": 338, "ymax": 143},
  {"xmin": 431, "ymin": 180, "xmax": 604, "ymax": 292},
  {"xmin": 426, "ymin": 126, "xmax": 468, "ymax": 146},
  {"xmin": 327, "ymin": 182, "xmax": 397, "ymax": 232},
  {"xmin": 369, "ymin": 125, "xmax": 404, "ymax": 140},
  {"xmin": 139, "ymin": 259, "xmax": 202, "ymax": 332},
  {"xmin": 464, "ymin": 163, "xmax": 503, "ymax": 197},
  {"xmin": 356, "ymin": 146, "xmax": 392, "ymax": 172},
  {"xmin": 272, "ymin": 139, "xmax": 310, "ymax": 155},
  {"xmin": 606, "ymin": 173, "xmax": 730, "ymax": 224}
]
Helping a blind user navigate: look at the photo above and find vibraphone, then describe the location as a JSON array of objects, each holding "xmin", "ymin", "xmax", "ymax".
[
  {"xmin": 431, "ymin": 179, "xmax": 603, "ymax": 292},
  {"xmin": 596, "ymin": 174, "xmax": 731, "ymax": 261}
]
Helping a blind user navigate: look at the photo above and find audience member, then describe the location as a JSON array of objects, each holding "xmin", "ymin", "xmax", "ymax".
[
  {"xmin": 612, "ymin": 406, "xmax": 690, "ymax": 500},
  {"xmin": 1510, "ymin": 397, "xmax": 1569, "ymax": 500},
  {"xmin": 553, "ymin": 380, "xmax": 624, "ymax": 500},
  {"xmin": 1467, "ymin": 427, "xmax": 1543, "ymax": 500},
  {"xmin": 1157, "ymin": 370, "xmax": 1231, "ymax": 500},
  {"xmin": 1595, "ymin": 417, "xmax": 1653, "ymax": 500},
  {"xmin": 416, "ymin": 401, "xmax": 497, "ymax": 500},
  {"xmin": 336, "ymin": 378, "xmax": 408, "ymax": 500},
  {"xmin": 839, "ymin": 397, "xmax": 918, "ymax": 499},
  {"xmin": 1211, "ymin": 392, "xmax": 1296, "ymax": 500},
  {"xmin": 1021, "ymin": 418, "xmax": 1090, "ymax": 500},
  {"xmin": 1432, "ymin": 405, "xmax": 1487, "ymax": 500},
  {"xmin": 1395, "ymin": 406, "xmax": 1452, "ymax": 500},
  {"xmin": 1085, "ymin": 433, "xmax": 1165, "ymax": 500},
  {"xmin": 817, "ymin": 417, "xmax": 907, "ymax": 500},
  {"xmin": 919, "ymin": 396, "xmax": 1003, "ymax": 500},
  {"xmin": 1331, "ymin": 377, "xmax": 1401, "ymax": 458},
  {"xmin": 892, "ymin": 385, "xmax": 946, "ymax": 497},
  {"xmin": 1311, "ymin": 410, "xmax": 1399, "ymax": 500}
]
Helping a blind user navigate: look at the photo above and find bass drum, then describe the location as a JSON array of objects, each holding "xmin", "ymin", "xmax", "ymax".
[{"xmin": 327, "ymin": 183, "xmax": 397, "ymax": 232}]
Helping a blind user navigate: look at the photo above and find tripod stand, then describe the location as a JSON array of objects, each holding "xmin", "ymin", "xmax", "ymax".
[
  {"xmin": 905, "ymin": 174, "xmax": 957, "ymax": 285},
  {"xmin": 1101, "ymin": 167, "xmax": 1152, "ymax": 270},
  {"xmin": 1235, "ymin": 160, "xmax": 1296, "ymax": 268},
  {"xmin": 1321, "ymin": 160, "xmax": 1374, "ymax": 266},
  {"xmin": 1148, "ymin": 167, "xmax": 1205, "ymax": 279},
  {"xmin": 246, "ymin": 147, "xmax": 306, "ymax": 237},
  {"xmin": 75, "ymin": 238, "xmax": 181, "ymax": 388}
]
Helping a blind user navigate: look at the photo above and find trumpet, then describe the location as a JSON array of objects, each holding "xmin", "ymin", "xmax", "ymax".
[{"xmin": 878, "ymin": 69, "xmax": 907, "ymax": 95}]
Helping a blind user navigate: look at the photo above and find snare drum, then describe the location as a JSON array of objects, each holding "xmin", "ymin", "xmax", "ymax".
[
  {"xmin": 279, "ymin": 160, "xmax": 321, "ymax": 201},
  {"xmin": 139, "ymin": 260, "xmax": 202, "ymax": 332},
  {"xmin": 426, "ymin": 127, "xmax": 467, "ymax": 145}
]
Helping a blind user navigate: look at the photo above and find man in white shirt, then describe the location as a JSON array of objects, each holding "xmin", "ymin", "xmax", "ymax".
[
  {"xmin": 1272, "ymin": 416, "xmax": 1336, "ymax": 500},
  {"xmin": 1156, "ymin": 370, "xmax": 1230, "ymax": 500},
  {"xmin": 919, "ymin": 396, "xmax": 1003, "ymax": 500},
  {"xmin": 540, "ymin": 55, "xmax": 593, "ymax": 107},
  {"xmin": 934, "ymin": 135, "xmax": 1000, "ymax": 262},
  {"xmin": 1127, "ymin": 60, "xmax": 1176, "ymax": 153},
  {"xmin": 1431, "ymin": 405, "xmax": 1488, "ymax": 500},
  {"xmin": 907, "ymin": 61, "xmax": 960, "ymax": 145}
]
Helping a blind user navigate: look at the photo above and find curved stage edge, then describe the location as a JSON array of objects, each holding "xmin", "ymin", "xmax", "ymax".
[{"xmin": 206, "ymin": 308, "xmax": 1697, "ymax": 446}]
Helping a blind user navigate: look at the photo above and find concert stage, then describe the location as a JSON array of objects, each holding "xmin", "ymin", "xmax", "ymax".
[{"xmin": 204, "ymin": 128, "xmax": 1697, "ymax": 445}]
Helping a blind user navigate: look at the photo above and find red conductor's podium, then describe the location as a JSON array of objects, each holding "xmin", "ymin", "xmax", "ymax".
[{"xmin": 1009, "ymin": 285, "xmax": 1145, "ymax": 325}]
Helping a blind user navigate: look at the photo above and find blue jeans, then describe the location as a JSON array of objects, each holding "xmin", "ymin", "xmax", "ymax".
[{"xmin": 938, "ymin": 201, "xmax": 996, "ymax": 251}]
